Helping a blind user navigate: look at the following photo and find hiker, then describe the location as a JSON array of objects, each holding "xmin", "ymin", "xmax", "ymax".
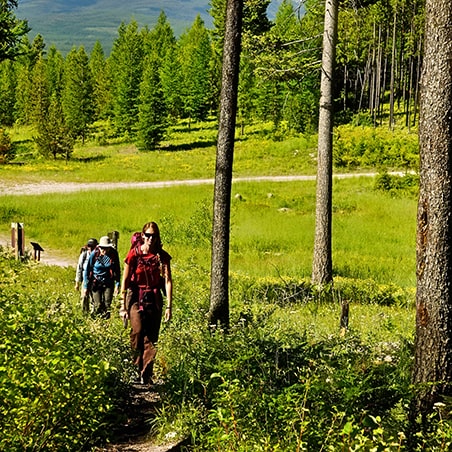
[
  {"xmin": 120, "ymin": 221, "xmax": 173, "ymax": 385},
  {"xmin": 83, "ymin": 236, "xmax": 121, "ymax": 319},
  {"xmin": 75, "ymin": 237, "xmax": 98, "ymax": 313}
]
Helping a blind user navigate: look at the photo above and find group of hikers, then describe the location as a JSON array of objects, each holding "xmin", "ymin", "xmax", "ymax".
[{"xmin": 74, "ymin": 221, "xmax": 173, "ymax": 386}]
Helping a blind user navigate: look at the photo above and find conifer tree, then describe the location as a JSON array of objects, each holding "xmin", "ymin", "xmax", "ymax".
[
  {"xmin": 29, "ymin": 55, "xmax": 50, "ymax": 129},
  {"xmin": 145, "ymin": 11, "xmax": 176, "ymax": 63},
  {"xmin": 0, "ymin": 60, "xmax": 16, "ymax": 125},
  {"xmin": 35, "ymin": 94, "xmax": 74, "ymax": 160},
  {"xmin": 14, "ymin": 62, "xmax": 31, "ymax": 124},
  {"xmin": 137, "ymin": 55, "xmax": 168, "ymax": 150},
  {"xmin": 46, "ymin": 45, "xmax": 64, "ymax": 98},
  {"xmin": 62, "ymin": 46, "xmax": 94, "ymax": 142},
  {"xmin": 108, "ymin": 20, "xmax": 144, "ymax": 134},
  {"xmin": 0, "ymin": 0, "xmax": 30, "ymax": 62},
  {"xmin": 160, "ymin": 45, "xmax": 183, "ymax": 119},
  {"xmin": 178, "ymin": 15, "xmax": 213, "ymax": 122},
  {"xmin": 89, "ymin": 41, "xmax": 111, "ymax": 120}
]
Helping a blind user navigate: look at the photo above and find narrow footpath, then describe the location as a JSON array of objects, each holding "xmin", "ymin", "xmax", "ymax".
[{"xmin": 0, "ymin": 237, "xmax": 186, "ymax": 451}]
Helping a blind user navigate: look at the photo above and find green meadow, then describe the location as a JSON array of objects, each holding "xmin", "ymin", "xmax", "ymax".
[
  {"xmin": 1, "ymin": 121, "xmax": 432, "ymax": 451},
  {"xmin": 1, "ymin": 120, "xmax": 417, "ymax": 287}
]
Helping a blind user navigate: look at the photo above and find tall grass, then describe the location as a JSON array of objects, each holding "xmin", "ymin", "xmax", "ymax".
[
  {"xmin": 0, "ymin": 176, "xmax": 416, "ymax": 287},
  {"xmin": 0, "ymin": 121, "xmax": 428, "ymax": 449}
]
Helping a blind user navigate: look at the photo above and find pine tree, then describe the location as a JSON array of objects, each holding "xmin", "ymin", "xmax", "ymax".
[
  {"xmin": 160, "ymin": 45, "xmax": 183, "ymax": 119},
  {"xmin": 62, "ymin": 46, "xmax": 94, "ymax": 142},
  {"xmin": 0, "ymin": 0, "xmax": 30, "ymax": 62},
  {"xmin": 89, "ymin": 41, "xmax": 111, "ymax": 120},
  {"xmin": 178, "ymin": 15, "xmax": 213, "ymax": 122},
  {"xmin": 46, "ymin": 45, "xmax": 64, "ymax": 98},
  {"xmin": 13, "ymin": 62, "xmax": 31, "ymax": 125},
  {"xmin": 108, "ymin": 20, "xmax": 144, "ymax": 134},
  {"xmin": 29, "ymin": 55, "xmax": 50, "ymax": 130},
  {"xmin": 137, "ymin": 55, "xmax": 168, "ymax": 150},
  {"xmin": 35, "ymin": 94, "xmax": 74, "ymax": 160},
  {"xmin": 145, "ymin": 11, "xmax": 176, "ymax": 63},
  {"xmin": 0, "ymin": 60, "xmax": 16, "ymax": 125}
]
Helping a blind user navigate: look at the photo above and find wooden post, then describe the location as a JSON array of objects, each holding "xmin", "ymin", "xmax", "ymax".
[
  {"xmin": 11, "ymin": 222, "xmax": 24, "ymax": 260},
  {"xmin": 108, "ymin": 231, "xmax": 120, "ymax": 249},
  {"xmin": 30, "ymin": 242, "xmax": 44, "ymax": 261},
  {"xmin": 340, "ymin": 300, "xmax": 349, "ymax": 336}
]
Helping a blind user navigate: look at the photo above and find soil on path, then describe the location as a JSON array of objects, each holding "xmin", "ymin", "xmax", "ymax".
[
  {"xmin": 0, "ymin": 172, "xmax": 391, "ymax": 197},
  {"xmin": 95, "ymin": 382, "xmax": 187, "ymax": 452}
]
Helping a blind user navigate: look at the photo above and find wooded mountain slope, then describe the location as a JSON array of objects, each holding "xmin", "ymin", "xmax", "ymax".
[{"xmin": 17, "ymin": 0, "xmax": 281, "ymax": 54}]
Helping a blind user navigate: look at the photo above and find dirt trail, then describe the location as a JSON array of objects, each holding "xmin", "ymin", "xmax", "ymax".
[
  {"xmin": 0, "ymin": 234, "xmax": 184, "ymax": 451},
  {"xmin": 0, "ymin": 233, "xmax": 75, "ymax": 267},
  {"xmin": 0, "ymin": 172, "xmax": 395, "ymax": 197}
]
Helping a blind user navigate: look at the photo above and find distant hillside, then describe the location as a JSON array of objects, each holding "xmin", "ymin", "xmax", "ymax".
[{"xmin": 17, "ymin": 0, "xmax": 283, "ymax": 55}]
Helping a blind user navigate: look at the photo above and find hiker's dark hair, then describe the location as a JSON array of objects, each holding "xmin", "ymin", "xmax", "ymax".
[{"xmin": 142, "ymin": 221, "xmax": 163, "ymax": 251}]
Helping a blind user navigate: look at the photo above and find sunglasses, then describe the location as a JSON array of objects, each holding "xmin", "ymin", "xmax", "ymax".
[{"xmin": 143, "ymin": 232, "xmax": 154, "ymax": 239}]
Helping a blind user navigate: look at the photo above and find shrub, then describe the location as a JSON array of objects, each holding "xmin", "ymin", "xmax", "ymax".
[
  {"xmin": 0, "ymin": 128, "xmax": 14, "ymax": 163},
  {"xmin": 333, "ymin": 125, "xmax": 419, "ymax": 170},
  {"xmin": 375, "ymin": 171, "xmax": 419, "ymax": 198},
  {"xmin": 0, "ymin": 255, "xmax": 129, "ymax": 451}
]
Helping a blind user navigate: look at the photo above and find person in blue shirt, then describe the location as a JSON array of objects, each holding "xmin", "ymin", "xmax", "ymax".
[
  {"xmin": 83, "ymin": 236, "xmax": 120, "ymax": 319},
  {"xmin": 75, "ymin": 237, "xmax": 98, "ymax": 313}
]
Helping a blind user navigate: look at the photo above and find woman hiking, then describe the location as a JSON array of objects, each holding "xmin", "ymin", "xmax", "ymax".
[{"xmin": 120, "ymin": 221, "xmax": 173, "ymax": 385}]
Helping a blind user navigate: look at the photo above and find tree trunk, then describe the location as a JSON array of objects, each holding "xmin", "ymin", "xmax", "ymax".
[
  {"xmin": 389, "ymin": 10, "xmax": 397, "ymax": 130},
  {"xmin": 312, "ymin": 0, "xmax": 338, "ymax": 286},
  {"xmin": 412, "ymin": 0, "xmax": 452, "ymax": 419},
  {"xmin": 208, "ymin": 0, "xmax": 243, "ymax": 329}
]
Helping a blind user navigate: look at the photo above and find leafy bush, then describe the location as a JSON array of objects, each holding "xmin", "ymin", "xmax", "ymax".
[
  {"xmin": 0, "ymin": 253, "xmax": 129, "ymax": 451},
  {"xmin": 333, "ymin": 125, "xmax": 419, "ymax": 170},
  {"xmin": 158, "ymin": 304, "xmax": 413, "ymax": 450},
  {"xmin": 0, "ymin": 128, "xmax": 14, "ymax": 163},
  {"xmin": 375, "ymin": 171, "xmax": 419, "ymax": 198}
]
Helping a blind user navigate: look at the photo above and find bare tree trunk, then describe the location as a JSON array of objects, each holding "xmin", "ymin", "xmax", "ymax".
[
  {"xmin": 374, "ymin": 24, "xmax": 383, "ymax": 127},
  {"xmin": 208, "ymin": 0, "xmax": 243, "ymax": 329},
  {"xmin": 412, "ymin": 0, "xmax": 452, "ymax": 420},
  {"xmin": 389, "ymin": 10, "xmax": 397, "ymax": 130},
  {"xmin": 312, "ymin": 0, "xmax": 338, "ymax": 285},
  {"xmin": 369, "ymin": 22, "xmax": 377, "ymax": 119},
  {"xmin": 412, "ymin": 37, "xmax": 422, "ymax": 127}
]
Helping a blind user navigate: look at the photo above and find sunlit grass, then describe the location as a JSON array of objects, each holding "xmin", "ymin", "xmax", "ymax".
[
  {"xmin": 0, "ymin": 177, "xmax": 416, "ymax": 288},
  {"xmin": 1, "ymin": 119, "xmax": 319, "ymax": 184}
]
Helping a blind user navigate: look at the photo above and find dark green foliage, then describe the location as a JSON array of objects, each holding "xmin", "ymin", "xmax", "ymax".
[
  {"xmin": 0, "ymin": 253, "xmax": 128, "ymax": 451},
  {"xmin": 0, "ymin": 127, "xmax": 14, "ymax": 162},
  {"xmin": 0, "ymin": 0, "xmax": 30, "ymax": 62},
  {"xmin": 136, "ymin": 56, "xmax": 168, "ymax": 150}
]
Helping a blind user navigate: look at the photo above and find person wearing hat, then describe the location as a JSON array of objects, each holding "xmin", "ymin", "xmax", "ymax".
[
  {"xmin": 83, "ymin": 236, "xmax": 121, "ymax": 319},
  {"xmin": 75, "ymin": 238, "xmax": 98, "ymax": 313}
]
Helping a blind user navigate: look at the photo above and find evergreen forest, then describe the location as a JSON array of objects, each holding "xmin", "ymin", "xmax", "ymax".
[{"xmin": 0, "ymin": 0, "xmax": 423, "ymax": 159}]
